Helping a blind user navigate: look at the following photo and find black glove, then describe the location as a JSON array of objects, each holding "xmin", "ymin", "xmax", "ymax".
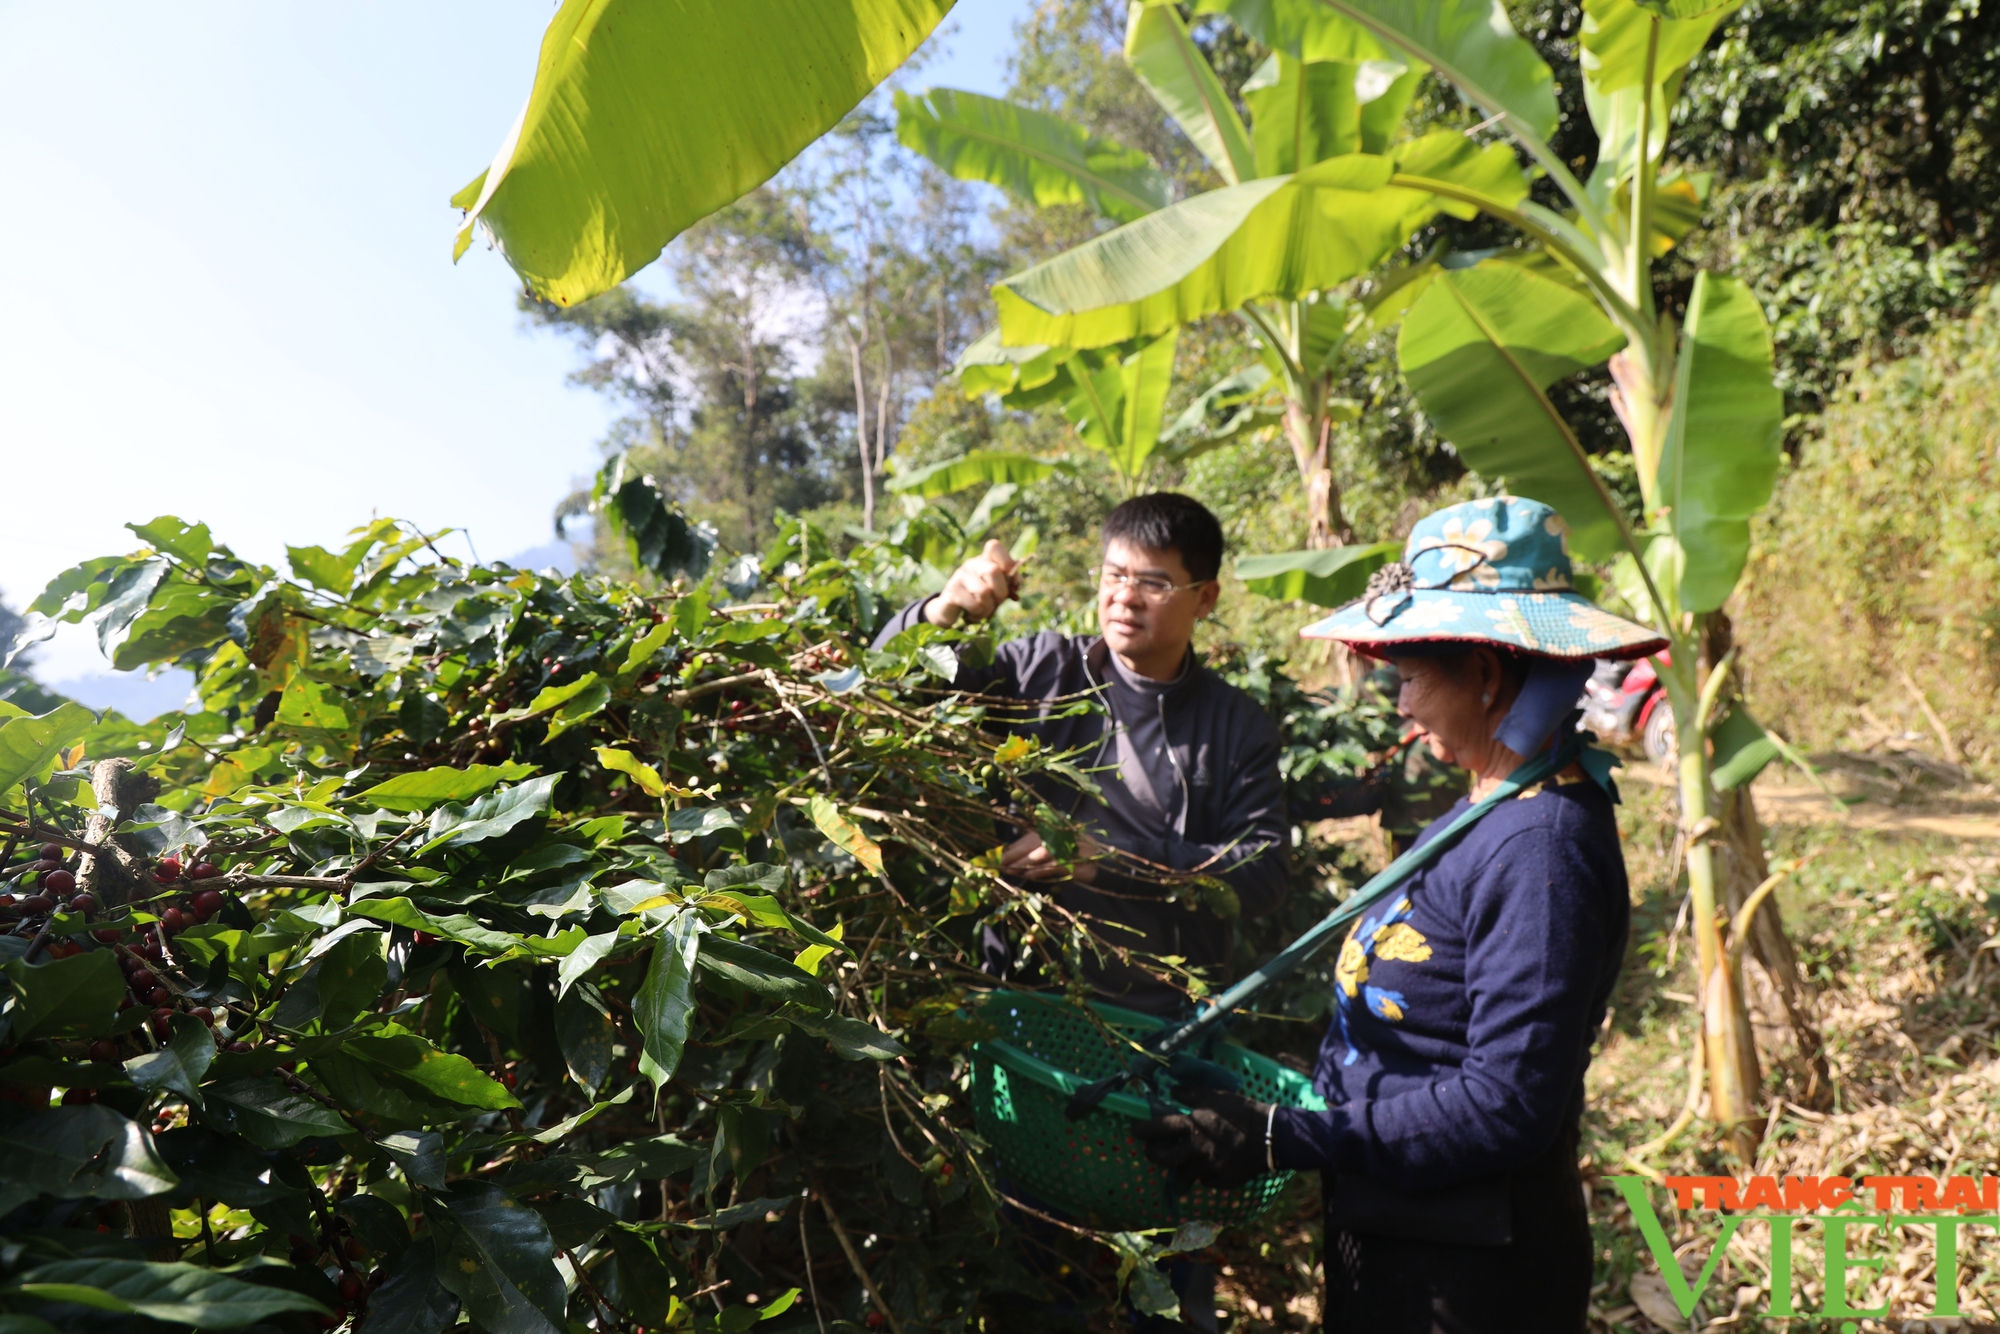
[{"xmin": 1131, "ymin": 1087, "xmax": 1273, "ymax": 1190}]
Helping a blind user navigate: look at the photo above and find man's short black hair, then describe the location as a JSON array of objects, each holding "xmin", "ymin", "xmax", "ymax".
[{"xmin": 1101, "ymin": 493, "xmax": 1225, "ymax": 583}]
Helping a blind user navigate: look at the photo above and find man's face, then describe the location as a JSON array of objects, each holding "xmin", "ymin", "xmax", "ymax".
[{"xmin": 1096, "ymin": 539, "xmax": 1220, "ymax": 667}]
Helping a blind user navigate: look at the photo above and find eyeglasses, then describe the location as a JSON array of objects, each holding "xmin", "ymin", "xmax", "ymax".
[{"xmin": 1095, "ymin": 567, "xmax": 1211, "ymax": 600}]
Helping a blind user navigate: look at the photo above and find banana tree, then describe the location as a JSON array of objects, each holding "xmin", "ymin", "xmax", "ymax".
[
  {"xmin": 452, "ymin": 0, "xmax": 954, "ymax": 306},
  {"xmin": 1315, "ymin": 0, "xmax": 1790, "ymax": 1161},
  {"xmin": 900, "ymin": 1, "xmax": 1505, "ymax": 550}
]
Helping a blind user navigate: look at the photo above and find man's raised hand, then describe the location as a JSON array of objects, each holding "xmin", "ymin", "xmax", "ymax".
[{"xmin": 925, "ymin": 539, "xmax": 1020, "ymax": 627}]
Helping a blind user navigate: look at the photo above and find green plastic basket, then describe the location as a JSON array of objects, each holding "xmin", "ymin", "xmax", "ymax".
[{"xmin": 968, "ymin": 990, "xmax": 1326, "ymax": 1231}]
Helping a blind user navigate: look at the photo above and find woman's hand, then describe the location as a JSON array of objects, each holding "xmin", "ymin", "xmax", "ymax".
[{"xmin": 1131, "ymin": 1088, "xmax": 1273, "ymax": 1189}]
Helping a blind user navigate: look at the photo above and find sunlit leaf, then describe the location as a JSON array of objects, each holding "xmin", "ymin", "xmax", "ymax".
[
  {"xmin": 886, "ymin": 450, "xmax": 1064, "ymax": 498},
  {"xmin": 1660, "ymin": 271, "xmax": 1783, "ymax": 612},
  {"xmin": 1397, "ymin": 253, "xmax": 1629, "ymax": 558},
  {"xmin": 1237, "ymin": 543, "xmax": 1401, "ymax": 606},
  {"xmin": 993, "ymin": 136, "xmax": 1524, "ymax": 349},
  {"xmin": 1125, "ymin": 2, "xmax": 1256, "ymax": 183},
  {"xmin": 355, "ymin": 763, "xmax": 538, "ymax": 813},
  {"xmin": 0, "ymin": 702, "xmax": 96, "ymax": 799},
  {"xmin": 596, "ymin": 746, "xmax": 667, "ymax": 797},
  {"xmin": 895, "ymin": 88, "xmax": 1167, "ymax": 222},
  {"xmin": 455, "ymin": 0, "xmax": 953, "ymax": 305},
  {"xmin": 1310, "ymin": 0, "xmax": 1559, "ymax": 142},
  {"xmin": 808, "ymin": 795, "xmax": 884, "ymax": 876}
]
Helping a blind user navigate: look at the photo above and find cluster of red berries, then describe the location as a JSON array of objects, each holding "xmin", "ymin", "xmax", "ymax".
[
  {"xmin": 286, "ymin": 1225, "xmax": 380, "ymax": 1328},
  {"xmin": 0, "ymin": 842, "xmax": 81, "ymax": 923},
  {"xmin": 150, "ymin": 854, "xmax": 228, "ymax": 935}
]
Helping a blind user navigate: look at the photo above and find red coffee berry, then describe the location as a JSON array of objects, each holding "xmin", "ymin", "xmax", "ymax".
[
  {"xmin": 27, "ymin": 859, "xmax": 56, "ymax": 877},
  {"xmin": 45, "ymin": 870, "xmax": 76, "ymax": 895},
  {"xmin": 161, "ymin": 908, "xmax": 188, "ymax": 935},
  {"xmin": 87, "ymin": 1040, "xmax": 118, "ymax": 1063},
  {"xmin": 227, "ymin": 1041, "xmax": 251, "ymax": 1054},
  {"xmin": 0, "ymin": 894, "xmax": 13, "ymax": 908},
  {"xmin": 66, "ymin": 891, "xmax": 95, "ymax": 914},
  {"xmin": 191, "ymin": 889, "xmax": 225, "ymax": 920},
  {"xmin": 20, "ymin": 895, "xmax": 53, "ymax": 916},
  {"xmin": 338, "ymin": 1272, "xmax": 366, "ymax": 1302},
  {"xmin": 38, "ymin": 843, "xmax": 63, "ymax": 861},
  {"xmin": 92, "ymin": 928, "xmax": 121, "ymax": 943},
  {"xmin": 138, "ymin": 942, "xmax": 164, "ymax": 962},
  {"xmin": 150, "ymin": 1008, "xmax": 174, "ymax": 1037},
  {"xmin": 412, "ymin": 931, "xmax": 439, "ymax": 946},
  {"xmin": 189, "ymin": 862, "xmax": 220, "ymax": 881},
  {"xmin": 156, "ymin": 855, "xmax": 181, "ymax": 880},
  {"xmin": 145, "ymin": 987, "xmax": 170, "ymax": 1007},
  {"xmin": 290, "ymin": 1243, "xmax": 320, "ymax": 1267},
  {"xmin": 342, "ymin": 1238, "xmax": 366, "ymax": 1261},
  {"xmin": 130, "ymin": 967, "xmax": 157, "ymax": 989},
  {"xmin": 191, "ymin": 1007, "xmax": 214, "ymax": 1026},
  {"xmin": 60, "ymin": 1086, "xmax": 97, "ymax": 1105}
]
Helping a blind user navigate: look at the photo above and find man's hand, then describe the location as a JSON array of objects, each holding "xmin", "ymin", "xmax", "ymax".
[
  {"xmin": 999, "ymin": 829, "xmax": 1104, "ymax": 884},
  {"xmin": 925, "ymin": 540, "xmax": 1020, "ymax": 628}
]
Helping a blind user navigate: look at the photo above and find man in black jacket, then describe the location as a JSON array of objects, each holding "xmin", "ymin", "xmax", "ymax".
[{"xmin": 871, "ymin": 493, "xmax": 1287, "ymax": 1016}]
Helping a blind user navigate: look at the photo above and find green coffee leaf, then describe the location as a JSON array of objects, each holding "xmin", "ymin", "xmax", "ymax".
[
  {"xmin": 202, "ymin": 1076, "xmax": 351, "ymax": 1148},
  {"xmin": 556, "ymin": 982, "xmax": 614, "ymax": 1093},
  {"xmin": 784, "ymin": 1009, "xmax": 907, "ymax": 1062},
  {"xmin": 429, "ymin": 1180, "xmax": 568, "ymax": 1334},
  {"xmin": 17, "ymin": 1259, "xmax": 327, "ymax": 1328},
  {"xmin": 634, "ymin": 910, "xmax": 703, "ymax": 1091},
  {"xmin": 355, "ymin": 762, "xmax": 538, "ymax": 813},
  {"xmin": 3, "ymin": 949, "xmax": 124, "ymax": 1041},
  {"xmin": 354, "ymin": 1237, "xmax": 459, "ymax": 1334},
  {"xmin": 124, "ymin": 1013, "xmax": 217, "ymax": 1103},
  {"xmin": 808, "ymin": 796, "xmax": 884, "ymax": 875},
  {"xmin": 346, "ymin": 1028, "xmax": 520, "ymax": 1110},
  {"xmin": 0, "ymin": 1106, "xmax": 178, "ymax": 1215},
  {"xmin": 697, "ymin": 936, "xmax": 830, "ymax": 1009}
]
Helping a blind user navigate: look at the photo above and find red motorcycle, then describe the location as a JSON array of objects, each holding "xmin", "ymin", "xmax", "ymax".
[{"xmin": 1579, "ymin": 652, "xmax": 1675, "ymax": 762}]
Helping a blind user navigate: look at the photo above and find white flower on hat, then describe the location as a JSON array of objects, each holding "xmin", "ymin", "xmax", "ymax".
[
  {"xmin": 1398, "ymin": 599, "xmax": 1465, "ymax": 629},
  {"xmin": 1485, "ymin": 598, "xmax": 1542, "ymax": 649},
  {"xmin": 1414, "ymin": 517, "xmax": 1507, "ymax": 590},
  {"xmin": 1567, "ymin": 606, "xmax": 1622, "ymax": 645}
]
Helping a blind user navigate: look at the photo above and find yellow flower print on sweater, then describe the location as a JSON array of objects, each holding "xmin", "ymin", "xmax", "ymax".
[{"xmin": 1333, "ymin": 896, "xmax": 1433, "ymax": 1062}]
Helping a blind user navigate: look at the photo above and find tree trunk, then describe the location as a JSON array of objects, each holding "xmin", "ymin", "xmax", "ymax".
[
  {"xmin": 1284, "ymin": 398, "xmax": 1351, "ymax": 550},
  {"xmin": 850, "ymin": 335, "xmax": 874, "ymax": 532},
  {"xmin": 1701, "ymin": 614, "xmax": 1833, "ymax": 1107},
  {"xmin": 78, "ymin": 758, "xmax": 155, "ymax": 907}
]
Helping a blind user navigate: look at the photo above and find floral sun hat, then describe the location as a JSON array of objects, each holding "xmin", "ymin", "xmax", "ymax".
[{"xmin": 1300, "ymin": 496, "xmax": 1667, "ymax": 660}]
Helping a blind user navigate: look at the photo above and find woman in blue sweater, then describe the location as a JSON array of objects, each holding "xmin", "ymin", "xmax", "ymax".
[{"xmin": 1135, "ymin": 497, "xmax": 1666, "ymax": 1332}]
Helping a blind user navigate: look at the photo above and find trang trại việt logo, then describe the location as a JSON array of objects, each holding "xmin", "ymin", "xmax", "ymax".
[{"xmin": 1614, "ymin": 1174, "xmax": 2000, "ymax": 1325}]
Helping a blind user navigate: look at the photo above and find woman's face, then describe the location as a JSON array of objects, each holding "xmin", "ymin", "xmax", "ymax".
[{"xmin": 1390, "ymin": 652, "xmax": 1502, "ymax": 769}]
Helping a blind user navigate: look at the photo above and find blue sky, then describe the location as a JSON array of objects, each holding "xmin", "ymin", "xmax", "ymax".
[{"xmin": 0, "ymin": 0, "xmax": 1029, "ymax": 717}]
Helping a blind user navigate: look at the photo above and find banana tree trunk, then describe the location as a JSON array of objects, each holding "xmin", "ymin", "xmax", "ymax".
[
  {"xmin": 1670, "ymin": 682, "xmax": 1764, "ymax": 1166},
  {"xmin": 1283, "ymin": 398, "xmax": 1351, "ymax": 550},
  {"xmin": 1625, "ymin": 350, "xmax": 1769, "ymax": 1165}
]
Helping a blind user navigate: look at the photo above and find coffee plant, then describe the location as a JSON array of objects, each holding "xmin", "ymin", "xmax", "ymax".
[{"xmin": 0, "ymin": 504, "xmax": 1403, "ymax": 1333}]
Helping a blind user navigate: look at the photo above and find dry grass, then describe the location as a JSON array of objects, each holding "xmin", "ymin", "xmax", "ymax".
[{"xmin": 1584, "ymin": 777, "xmax": 2000, "ymax": 1331}]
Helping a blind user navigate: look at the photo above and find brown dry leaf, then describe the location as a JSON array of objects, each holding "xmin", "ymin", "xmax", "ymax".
[{"xmin": 1627, "ymin": 1273, "xmax": 1686, "ymax": 1330}]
